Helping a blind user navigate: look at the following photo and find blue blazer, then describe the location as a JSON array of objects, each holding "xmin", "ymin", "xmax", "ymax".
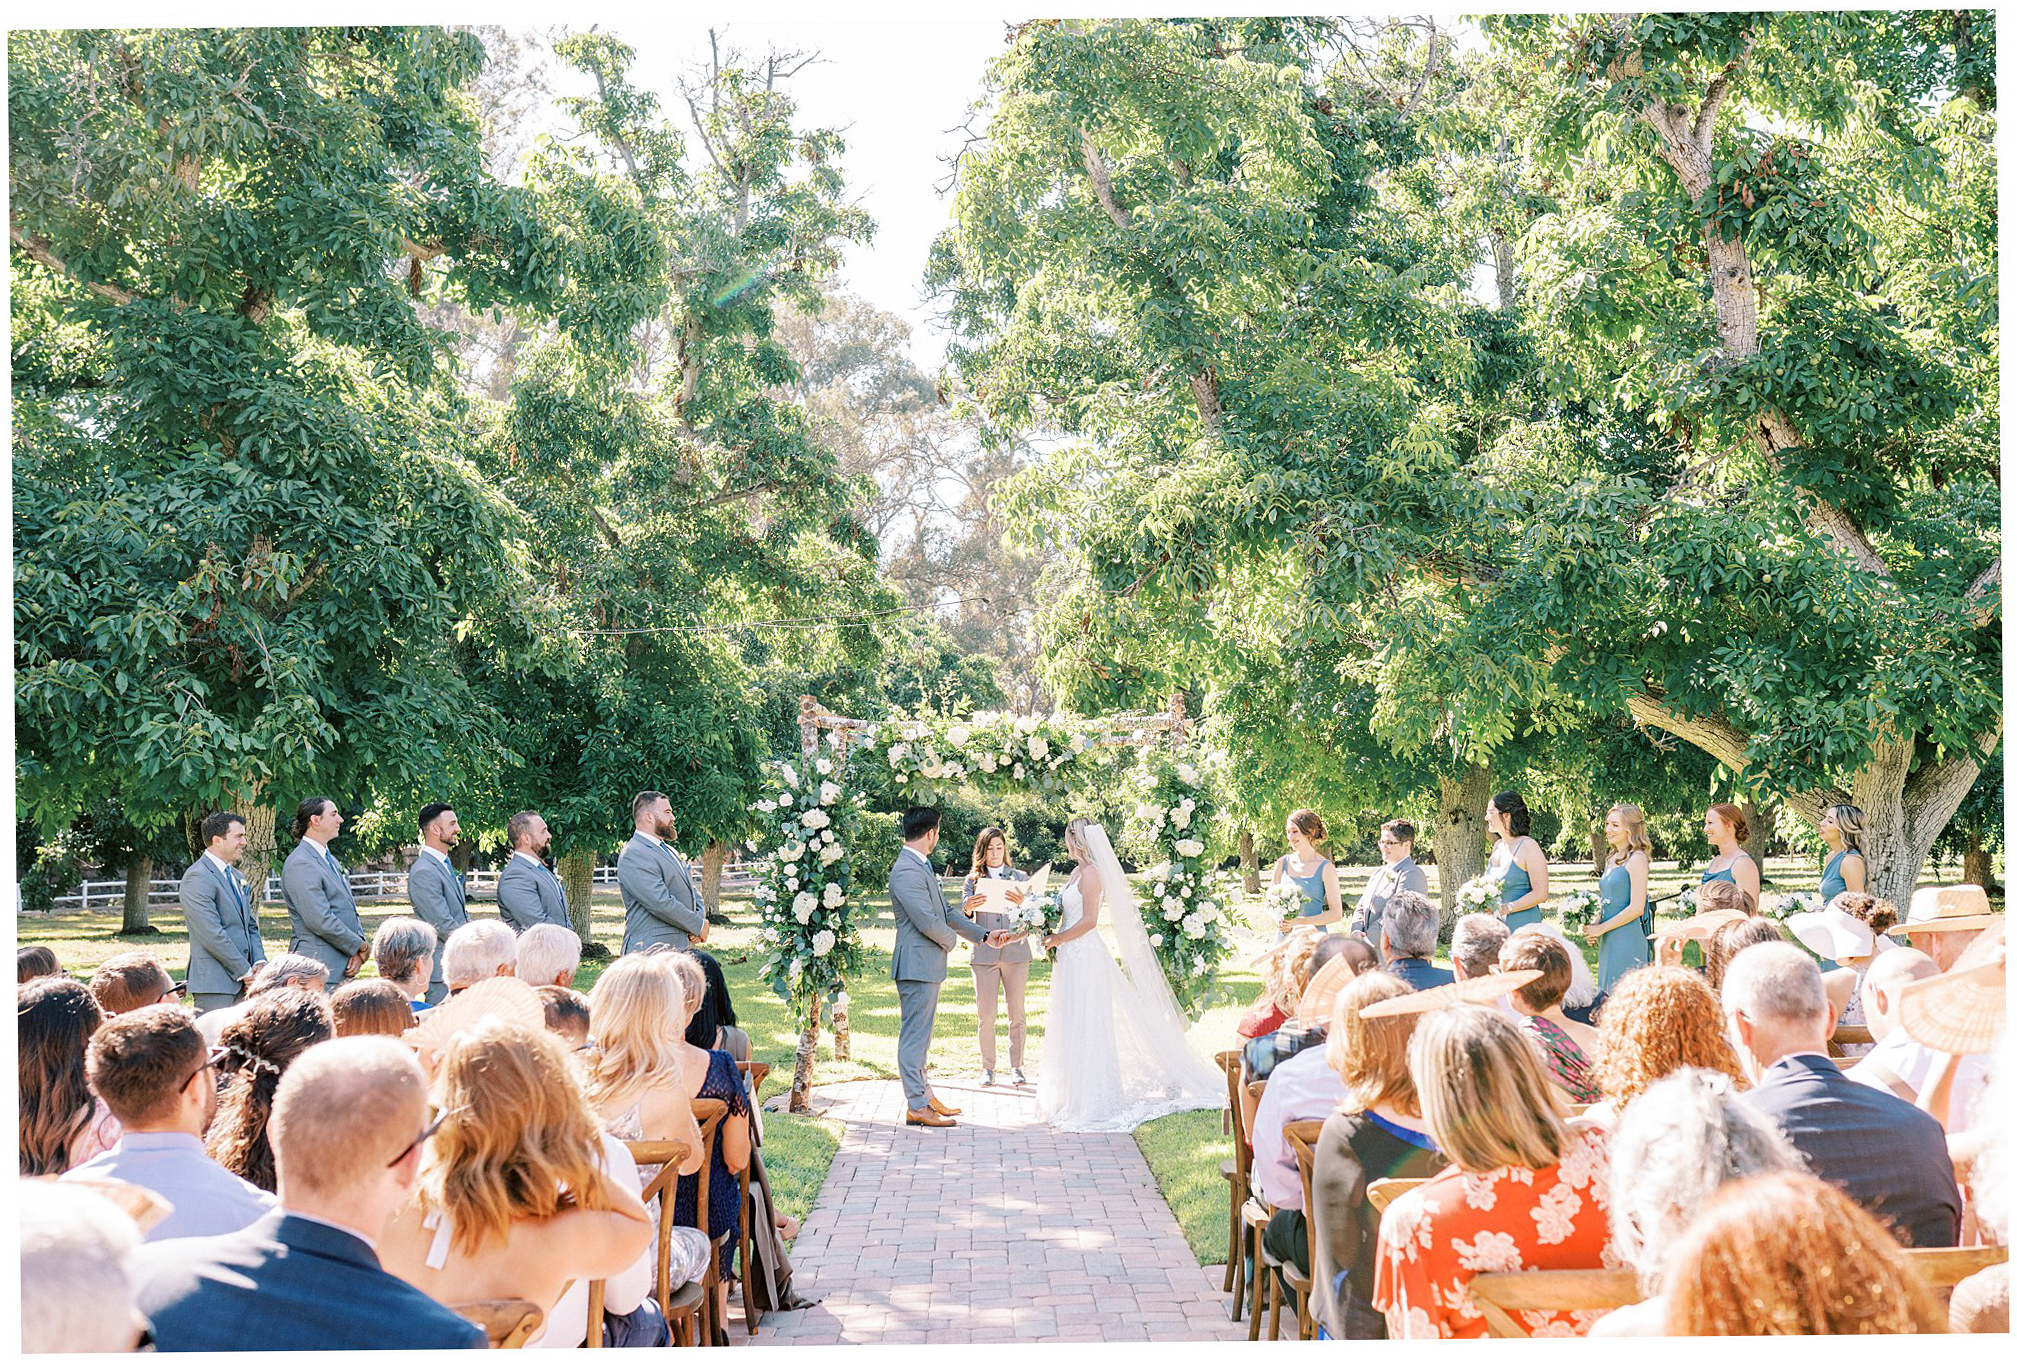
[
  {"xmin": 133, "ymin": 1210, "xmax": 486, "ymax": 1351},
  {"xmin": 1738, "ymin": 1053, "xmax": 1961, "ymax": 1248},
  {"xmin": 1382, "ymin": 955, "xmax": 1454, "ymax": 992}
]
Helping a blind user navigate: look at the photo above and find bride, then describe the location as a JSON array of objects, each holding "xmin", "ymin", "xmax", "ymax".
[{"xmin": 1034, "ymin": 817, "xmax": 1223, "ymax": 1132}]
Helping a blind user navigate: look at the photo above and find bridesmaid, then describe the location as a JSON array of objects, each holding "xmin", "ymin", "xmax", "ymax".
[
  {"xmin": 1817, "ymin": 805, "xmax": 1868, "ymax": 900},
  {"xmin": 1485, "ymin": 792, "xmax": 1549, "ymax": 931},
  {"xmin": 1700, "ymin": 803, "xmax": 1761, "ymax": 911},
  {"xmin": 1271, "ymin": 809, "xmax": 1344, "ymax": 931},
  {"xmin": 1588, "ymin": 803, "xmax": 1651, "ymax": 992}
]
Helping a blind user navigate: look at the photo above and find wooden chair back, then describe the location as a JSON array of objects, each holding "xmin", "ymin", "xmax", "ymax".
[
  {"xmin": 1282, "ymin": 1120, "xmax": 1326, "ymax": 1341},
  {"xmin": 691, "ymin": 1097, "xmax": 731, "ymax": 1346},
  {"xmin": 447, "ymin": 1299, "xmax": 545, "ymax": 1349},
  {"xmin": 1215, "ymin": 1048, "xmax": 1240, "ymax": 1136},
  {"xmin": 616, "ymin": 1135, "xmax": 698, "ymax": 1323},
  {"xmin": 1908, "ymin": 1243, "xmax": 2008, "ymax": 1288},
  {"xmin": 1464, "ymin": 1268, "xmax": 1643, "ymax": 1338},
  {"xmin": 1365, "ymin": 1176, "xmax": 1427, "ymax": 1214}
]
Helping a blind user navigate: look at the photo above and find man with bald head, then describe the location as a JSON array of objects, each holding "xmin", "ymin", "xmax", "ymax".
[
  {"xmin": 131, "ymin": 1037, "xmax": 484, "ymax": 1350},
  {"xmin": 1846, "ymin": 946, "xmax": 1992, "ymax": 1124}
]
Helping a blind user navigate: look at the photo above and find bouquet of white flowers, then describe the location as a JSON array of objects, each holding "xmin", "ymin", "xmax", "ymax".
[
  {"xmin": 1252, "ymin": 880, "xmax": 1306, "ymax": 927},
  {"xmin": 1667, "ymin": 886, "xmax": 1702, "ymax": 920},
  {"xmin": 1007, "ymin": 890, "xmax": 1063, "ymax": 942},
  {"xmin": 1453, "ymin": 870, "xmax": 1506, "ymax": 914},
  {"xmin": 1555, "ymin": 888, "xmax": 1603, "ymax": 933},
  {"xmin": 1767, "ymin": 890, "xmax": 1824, "ymax": 921}
]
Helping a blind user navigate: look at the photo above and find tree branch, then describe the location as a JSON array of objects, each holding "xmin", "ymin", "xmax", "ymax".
[
  {"xmin": 10, "ymin": 224, "xmax": 141, "ymax": 306},
  {"xmin": 1965, "ymin": 554, "xmax": 2000, "ymax": 626},
  {"xmin": 1079, "ymin": 130, "xmax": 1135, "ymax": 232}
]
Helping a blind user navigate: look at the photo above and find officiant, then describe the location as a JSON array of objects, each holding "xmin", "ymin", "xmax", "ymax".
[{"xmin": 961, "ymin": 826, "xmax": 1032, "ymax": 1087}]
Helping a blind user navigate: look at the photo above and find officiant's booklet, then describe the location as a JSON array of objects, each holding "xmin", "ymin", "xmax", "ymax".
[{"xmin": 975, "ymin": 862, "xmax": 1050, "ymax": 910}]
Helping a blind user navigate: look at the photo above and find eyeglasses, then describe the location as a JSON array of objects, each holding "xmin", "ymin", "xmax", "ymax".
[
  {"xmin": 163, "ymin": 979, "xmax": 189, "ymax": 996},
  {"xmin": 386, "ymin": 1106, "xmax": 453, "ymax": 1168},
  {"xmin": 183, "ymin": 1044, "xmax": 229, "ymax": 1090}
]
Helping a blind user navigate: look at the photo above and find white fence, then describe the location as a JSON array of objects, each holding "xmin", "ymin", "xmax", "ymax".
[{"xmin": 20, "ymin": 862, "xmax": 758, "ymax": 914}]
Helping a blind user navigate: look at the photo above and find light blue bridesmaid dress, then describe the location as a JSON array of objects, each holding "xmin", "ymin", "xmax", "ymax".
[
  {"xmin": 1596, "ymin": 861, "xmax": 1649, "ymax": 992},
  {"xmin": 1819, "ymin": 848, "xmax": 1863, "ymax": 902},
  {"xmin": 1497, "ymin": 840, "xmax": 1541, "ymax": 931}
]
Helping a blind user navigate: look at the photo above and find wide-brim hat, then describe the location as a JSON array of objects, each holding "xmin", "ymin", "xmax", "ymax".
[
  {"xmin": 1655, "ymin": 908, "xmax": 1750, "ymax": 944},
  {"xmin": 1898, "ymin": 961, "xmax": 2004, "ymax": 1055},
  {"xmin": 403, "ymin": 975, "xmax": 546, "ymax": 1057},
  {"xmin": 1294, "ymin": 955, "xmax": 1359, "ymax": 1026},
  {"xmin": 1787, "ymin": 904, "xmax": 1878, "ymax": 961},
  {"xmin": 1359, "ymin": 969, "xmax": 1544, "ymax": 1018},
  {"xmin": 1889, "ymin": 884, "xmax": 2001, "ymax": 937}
]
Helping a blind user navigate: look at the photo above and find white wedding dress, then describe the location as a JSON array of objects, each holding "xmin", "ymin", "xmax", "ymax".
[{"xmin": 1036, "ymin": 826, "xmax": 1223, "ymax": 1132}]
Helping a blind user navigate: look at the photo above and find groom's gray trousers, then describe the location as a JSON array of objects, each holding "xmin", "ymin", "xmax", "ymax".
[{"xmin": 887, "ymin": 846, "xmax": 988, "ymax": 1113}]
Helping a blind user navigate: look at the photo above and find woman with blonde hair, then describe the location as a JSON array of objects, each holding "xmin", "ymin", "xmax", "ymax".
[
  {"xmin": 1699, "ymin": 803, "xmax": 1761, "ymax": 908},
  {"xmin": 1587, "ymin": 966, "xmax": 1746, "ymax": 1125},
  {"xmin": 1590, "ymin": 803, "xmax": 1651, "ymax": 992},
  {"xmin": 1817, "ymin": 804, "xmax": 1868, "ymax": 899},
  {"xmin": 1309, "ymin": 973, "xmax": 1447, "ymax": 1340},
  {"xmin": 1662, "ymin": 1171, "xmax": 1945, "ymax": 1335},
  {"xmin": 1237, "ymin": 928, "xmax": 1324, "ymax": 1043},
  {"xmin": 1270, "ymin": 809, "xmax": 1344, "ymax": 930},
  {"xmin": 1372, "ymin": 1006, "xmax": 1614, "ymax": 1339},
  {"xmin": 379, "ymin": 1019, "xmax": 655, "ymax": 1346}
]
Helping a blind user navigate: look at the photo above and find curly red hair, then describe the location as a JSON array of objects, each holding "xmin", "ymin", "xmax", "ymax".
[{"xmin": 1596, "ymin": 965, "xmax": 1746, "ymax": 1109}]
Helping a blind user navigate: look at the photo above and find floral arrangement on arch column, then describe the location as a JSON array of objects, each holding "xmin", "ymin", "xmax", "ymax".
[
  {"xmin": 750, "ymin": 738, "xmax": 865, "ymax": 1010},
  {"xmin": 1123, "ymin": 749, "xmax": 1237, "ymax": 1020}
]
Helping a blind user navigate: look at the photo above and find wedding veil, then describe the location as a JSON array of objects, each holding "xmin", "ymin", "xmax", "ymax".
[{"xmin": 1082, "ymin": 822, "xmax": 1225, "ymax": 1101}]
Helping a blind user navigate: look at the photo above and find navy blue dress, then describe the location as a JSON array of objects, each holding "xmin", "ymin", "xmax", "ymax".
[{"xmin": 674, "ymin": 1049, "xmax": 748, "ymax": 1274}]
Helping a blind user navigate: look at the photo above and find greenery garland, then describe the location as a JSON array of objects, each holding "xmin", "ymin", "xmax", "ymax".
[
  {"xmin": 863, "ymin": 710, "xmax": 1120, "ymax": 802},
  {"xmin": 751, "ymin": 737, "xmax": 866, "ymax": 1008}
]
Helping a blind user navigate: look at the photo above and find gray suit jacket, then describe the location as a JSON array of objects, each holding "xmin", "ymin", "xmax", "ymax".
[
  {"xmin": 619, "ymin": 832, "xmax": 703, "ymax": 952},
  {"xmin": 889, "ymin": 847, "xmax": 986, "ymax": 983},
  {"xmin": 181, "ymin": 855, "xmax": 267, "ymax": 996},
  {"xmin": 1351, "ymin": 855, "xmax": 1427, "ymax": 960},
  {"xmin": 496, "ymin": 854, "xmax": 571, "ymax": 933},
  {"xmin": 405, "ymin": 851, "xmax": 468, "ymax": 993},
  {"xmin": 280, "ymin": 840, "xmax": 364, "ymax": 981},
  {"xmin": 962, "ymin": 867, "xmax": 1033, "ymax": 967}
]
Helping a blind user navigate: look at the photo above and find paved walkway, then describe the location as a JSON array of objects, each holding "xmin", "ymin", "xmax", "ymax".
[{"xmin": 735, "ymin": 1076, "xmax": 1241, "ymax": 1346}]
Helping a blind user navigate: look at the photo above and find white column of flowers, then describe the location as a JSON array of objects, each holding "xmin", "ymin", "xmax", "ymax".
[{"xmin": 1124, "ymin": 750, "xmax": 1238, "ymax": 1019}]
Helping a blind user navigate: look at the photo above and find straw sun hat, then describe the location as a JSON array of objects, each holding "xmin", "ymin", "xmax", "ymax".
[
  {"xmin": 1897, "ymin": 917, "xmax": 2006, "ymax": 1055},
  {"xmin": 1358, "ymin": 969, "xmax": 1545, "ymax": 1019},
  {"xmin": 1889, "ymin": 884, "xmax": 2002, "ymax": 937},
  {"xmin": 1653, "ymin": 907, "xmax": 1750, "ymax": 944}
]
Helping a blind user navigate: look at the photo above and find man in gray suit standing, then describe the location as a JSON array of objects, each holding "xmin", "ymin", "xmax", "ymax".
[
  {"xmin": 496, "ymin": 811, "xmax": 571, "ymax": 934},
  {"xmin": 889, "ymin": 807, "xmax": 1009, "ymax": 1128},
  {"xmin": 181, "ymin": 811, "xmax": 268, "ymax": 1013},
  {"xmin": 618, "ymin": 791, "xmax": 705, "ymax": 953},
  {"xmin": 280, "ymin": 797, "xmax": 366, "ymax": 988},
  {"xmin": 1350, "ymin": 819, "xmax": 1429, "ymax": 965},
  {"xmin": 404, "ymin": 803, "xmax": 468, "ymax": 1005}
]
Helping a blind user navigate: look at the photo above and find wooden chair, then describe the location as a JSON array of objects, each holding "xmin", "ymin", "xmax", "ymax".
[
  {"xmin": 1463, "ymin": 1268, "xmax": 1642, "ymax": 1337},
  {"xmin": 1365, "ymin": 1176, "xmax": 1428, "ymax": 1215},
  {"xmin": 611, "ymin": 1136, "xmax": 707, "ymax": 1347},
  {"xmin": 1239, "ymin": 1078, "xmax": 1277, "ymax": 1341},
  {"xmin": 732, "ymin": 1059, "xmax": 773, "ymax": 1337},
  {"xmin": 1908, "ymin": 1243, "xmax": 2009, "ymax": 1289},
  {"xmin": 1280, "ymin": 1120, "xmax": 1326, "ymax": 1341},
  {"xmin": 1214, "ymin": 1049, "xmax": 1250, "ymax": 1317},
  {"xmin": 690, "ymin": 1098, "xmax": 733, "ymax": 1347},
  {"xmin": 448, "ymin": 1299, "xmax": 544, "ymax": 1349}
]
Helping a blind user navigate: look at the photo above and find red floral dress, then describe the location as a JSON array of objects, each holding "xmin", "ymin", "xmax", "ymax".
[{"xmin": 1372, "ymin": 1126, "xmax": 1618, "ymax": 1339}]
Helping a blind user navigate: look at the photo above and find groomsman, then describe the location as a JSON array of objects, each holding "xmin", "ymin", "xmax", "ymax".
[
  {"xmin": 1350, "ymin": 819, "xmax": 1428, "ymax": 965},
  {"xmin": 405, "ymin": 803, "xmax": 468, "ymax": 1005},
  {"xmin": 280, "ymin": 798, "xmax": 366, "ymax": 988},
  {"xmin": 618, "ymin": 791, "xmax": 705, "ymax": 953},
  {"xmin": 496, "ymin": 811, "xmax": 571, "ymax": 933},
  {"xmin": 180, "ymin": 811, "xmax": 268, "ymax": 1013}
]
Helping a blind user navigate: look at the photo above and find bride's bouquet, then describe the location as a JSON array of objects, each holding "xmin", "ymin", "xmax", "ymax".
[
  {"xmin": 1555, "ymin": 887, "xmax": 1603, "ymax": 934},
  {"xmin": 1008, "ymin": 889, "xmax": 1064, "ymax": 943},
  {"xmin": 1452, "ymin": 869, "xmax": 1506, "ymax": 914}
]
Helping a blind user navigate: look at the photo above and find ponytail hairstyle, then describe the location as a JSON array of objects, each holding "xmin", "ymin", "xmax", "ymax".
[
  {"xmin": 1607, "ymin": 804, "xmax": 1653, "ymax": 869},
  {"xmin": 1286, "ymin": 809, "xmax": 1329, "ymax": 845},
  {"xmin": 206, "ymin": 990, "xmax": 334, "ymax": 1192},
  {"xmin": 1490, "ymin": 791, "xmax": 1531, "ymax": 839},
  {"xmin": 1825, "ymin": 804, "xmax": 1866, "ymax": 855},
  {"xmin": 292, "ymin": 797, "xmax": 334, "ymax": 839}
]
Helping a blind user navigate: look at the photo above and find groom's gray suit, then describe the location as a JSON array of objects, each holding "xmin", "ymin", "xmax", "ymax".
[{"xmin": 888, "ymin": 842, "xmax": 988, "ymax": 1114}]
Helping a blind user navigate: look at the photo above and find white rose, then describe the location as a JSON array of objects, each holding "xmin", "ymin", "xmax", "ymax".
[
  {"xmin": 779, "ymin": 791, "xmax": 795, "ymax": 807},
  {"xmin": 788, "ymin": 958, "xmax": 804, "ymax": 981},
  {"xmin": 895, "ymin": 773, "xmax": 908, "ymax": 784},
  {"xmin": 1192, "ymin": 960, "xmax": 1207, "ymax": 976},
  {"xmin": 801, "ymin": 809, "xmax": 831, "ymax": 830},
  {"xmin": 1202, "ymin": 904, "xmax": 1222, "ymax": 923},
  {"xmin": 1151, "ymin": 933, "xmax": 1165, "ymax": 946},
  {"xmin": 1170, "ymin": 808, "xmax": 1192, "ymax": 830},
  {"xmin": 1029, "ymin": 735, "xmax": 1049, "ymax": 759},
  {"xmin": 815, "ymin": 757, "xmax": 834, "ymax": 775},
  {"xmin": 888, "ymin": 742, "xmax": 911, "ymax": 766},
  {"xmin": 756, "ymin": 799, "xmax": 777, "ymax": 813},
  {"xmin": 921, "ymin": 760, "xmax": 943, "ymax": 779},
  {"xmin": 1163, "ymin": 905, "xmax": 1184, "ymax": 922},
  {"xmin": 1017, "ymin": 714, "xmax": 1039, "ymax": 734},
  {"xmin": 823, "ymin": 882, "xmax": 844, "ymax": 908},
  {"xmin": 1180, "ymin": 797, "xmax": 1196, "ymax": 811},
  {"xmin": 779, "ymin": 764, "xmax": 799, "ymax": 789},
  {"xmin": 1013, "ymin": 763, "xmax": 1026, "ymax": 779},
  {"xmin": 979, "ymin": 754, "xmax": 998, "ymax": 773},
  {"xmin": 948, "ymin": 724, "xmax": 971, "ymax": 747},
  {"xmin": 820, "ymin": 781, "xmax": 842, "ymax": 806},
  {"xmin": 786, "ymin": 873, "xmax": 800, "ymax": 890},
  {"xmin": 1182, "ymin": 913, "xmax": 1206, "ymax": 938},
  {"xmin": 1177, "ymin": 763, "xmax": 1199, "ymax": 784},
  {"xmin": 793, "ymin": 891, "xmax": 817, "ymax": 914},
  {"xmin": 812, "ymin": 929, "xmax": 836, "ymax": 957},
  {"xmin": 819, "ymin": 842, "xmax": 845, "ymax": 865},
  {"xmin": 1175, "ymin": 838, "xmax": 1205, "ymax": 858},
  {"xmin": 780, "ymin": 840, "xmax": 805, "ymax": 863}
]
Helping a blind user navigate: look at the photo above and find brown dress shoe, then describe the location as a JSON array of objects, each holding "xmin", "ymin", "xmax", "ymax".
[
  {"xmin": 906, "ymin": 1108, "xmax": 956, "ymax": 1127},
  {"xmin": 927, "ymin": 1096, "xmax": 962, "ymax": 1117}
]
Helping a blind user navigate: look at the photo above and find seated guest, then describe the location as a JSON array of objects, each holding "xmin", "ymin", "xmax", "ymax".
[
  {"xmin": 1588, "ymin": 1068, "xmax": 1801, "ymax": 1336},
  {"xmin": 1888, "ymin": 883, "xmax": 1999, "ymax": 972},
  {"xmin": 658, "ymin": 949, "xmax": 755, "ymax": 1326},
  {"xmin": 1500, "ymin": 931, "xmax": 1602, "ymax": 1104},
  {"xmin": 1372, "ymin": 1005, "xmax": 1614, "ymax": 1339},
  {"xmin": 1949, "ymin": 1030, "xmax": 2009, "ymax": 1333},
  {"xmin": 1696, "ymin": 877, "xmax": 1755, "ymax": 918},
  {"xmin": 1789, "ymin": 891, "xmax": 1896, "ymax": 1054},
  {"xmin": 370, "ymin": 917, "xmax": 438, "ymax": 1013},
  {"xmin": 196, "ymin": 952, "xmax": 330, "ymax": 1045},
  {"xmin": 19, "ymin": 976, "xmax": 120, "ymax": 1174},
  {"xmin": 1378, "ymin": 892, "xmax": 1452, "ymax": 992},
  {"xmin": 18, "ymin": 944, "xmax": 61, "ymax": 984},
  {"xmin": 64, "ymin": 1004, "xmax": 275, "ymax": 1239},
  {"xmin": 1661, "ymin": 1171, "xmax": 1945, "ymax": 1334},
  {"xmin": 206, "ymin": 989, "xmax": 335, "ymax": 1193},
  {"xmin": 19, "ymin": 1179, "xmax": 149, "ymax": 1353},
  {"xmin": 441, "ymin": 919, "xmax": 516, "ymax": 995},
  {"xmin": 1308, "ymin": 972, "xmax": 1446, "ymax": 1340},
  {"xmin": 1723, "ymin": 942, "xmax": 1961, "ymax": 1246},
  {"xmin": 1845, "ymin": 947, "xmax": 1990, "ymax": 1126},
  {"xmin": 1703, "ymin": 915, "xmax": 1784, "ymax": 993},
  {"xmin": 1448, "ymin": 913, "xmax": 1506, "ymax": 982},
  {"xmin": 1585, "ymin": 965, "xmax": 1746, "ymax": 1127},
  {"xmin": 1250, "ymin": 954, "xmax": 1359, "ymax": 1285},
  {"xmin": 131, "ymin": 1037, "xmax": 487, "ymax": 1350},
  {"xmin": 685, "ymin": 949, "xmax": 751, "ymax": 1061},
  {"xmin": 331, "ymin": 980, "xmax": 420, "ymax": 1039},
  {"xmin": 1243, "ymin": 935, "xmax": 1357, "ymax": 1086},
  {"xmin": 89, "ymin": 952, "xmax": 183, "ymax": 1016},
  {"xmin": 514, "ymin": 923, "xmax": 582, "ymax": 989},
  {"xmin": 377, "ymin": 1019, "xmax": 656, "ymax": 1346},
  {"xmin": 1517, "ymin": 919, "xmax": 1602, "ymax": 1024},
  {"xmin": 537, "ymin": 985, "xmax": 592, "ymax": 1053},
  {"xmin": 1237, "ymin": 929, "xmax": 1324, "ymax": 1040}
]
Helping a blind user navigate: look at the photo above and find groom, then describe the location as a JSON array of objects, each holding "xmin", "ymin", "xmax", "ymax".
[{"xmin": 889, "ymin": 806, "xmax": 1010, "ymax": 1128}]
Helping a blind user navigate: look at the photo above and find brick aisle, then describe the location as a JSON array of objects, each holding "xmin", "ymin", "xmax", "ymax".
[{"xmin": 734, "ymin": 1076, "xmax": 1242, "ymax": 1346}]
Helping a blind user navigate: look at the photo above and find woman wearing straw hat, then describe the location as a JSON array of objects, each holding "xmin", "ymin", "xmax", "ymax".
[
  {"xmin": 1890, "ymin": 884, "xmax": 2004, "ymax": 971},
  {"xmin": 1817, "ymin": 804, "xmax": 1868, "ymax": 900}
]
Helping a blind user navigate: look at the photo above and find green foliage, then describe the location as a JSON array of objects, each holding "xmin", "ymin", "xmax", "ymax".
[{"xmin": 750, "ymin": 745, "xmax": 866, "ymax": 1008}]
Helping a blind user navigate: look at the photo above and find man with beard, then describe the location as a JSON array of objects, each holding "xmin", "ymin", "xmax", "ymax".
[
  {"xmin": 496, "ymin": 810, "xmax": 572, "ymax": 933},
  {"xmin": 619, "ymin": 791, "xmax": 705, "ymax": 953},
  {"xmin": 64, "ymin": 1005, "xmax": 276, "ymax": 1240},
  {"xmin": 405, "ymin": 803, "xmax": 469, "ymax": 1004}
]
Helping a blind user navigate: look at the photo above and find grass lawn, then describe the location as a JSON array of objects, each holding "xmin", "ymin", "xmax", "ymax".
[{"xmin": 12, "ymin": 852, "xmax": 1911, "ymax": 1263}]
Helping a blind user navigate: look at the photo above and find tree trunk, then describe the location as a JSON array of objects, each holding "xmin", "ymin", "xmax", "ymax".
[
  {"xmin": 1740, "ymin": 801, "xmax": 1766, "ymax": 859},
  {"xmin": 1589, "ymin": 817, "xmax": 1607, "ymax": 879},
  {"xmin": 556, "ymin": 848, "xmax": 599, "ymax": 953},
  {"xmin": 1963, "ymin": 831, "xmax": 1998, "ymax": 895},
  {"xmin": 788, "ymin": 995, "xmax": 822, "ymax": 1114},
  {"xmin": 1435, "ymin": 762, "xmax": 1494, "ymax": 929},
  {"xmin": 701, "ymin": 839, "xmax": 726, "ymax": 914},
  {"xmin": 1239, "ymin": 829, "xmax": 1260, "ymax": 895},
  {"xmin": 121, "ymin": 854, "xmax": 154, "ymax": 934},
  {"xmin": 832, "ymin": 989, "xmax": 851, "ymax": 1061},
  {"xmin": 449, "ymin": 840, "xmax": 475, "ymax": 877},
  {"xmin": 231, "ymin": 795, "xmax": 278, "ymax": 924}
]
